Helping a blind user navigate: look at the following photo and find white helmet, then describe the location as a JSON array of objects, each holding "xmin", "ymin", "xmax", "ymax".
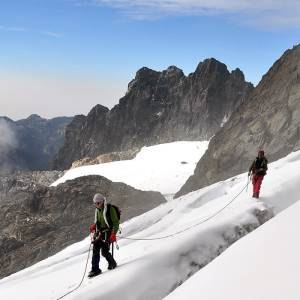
[{"xmin": 93, "ymin": 193, "xmax": 106, "ymax": 204}]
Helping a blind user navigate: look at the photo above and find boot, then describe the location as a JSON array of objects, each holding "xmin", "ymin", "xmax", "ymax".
[
  {"xmin": 108, "ymin": 260, "xmax": 117, "ymax": 270},
  {"xmin": 88, "ymin": 269, "xmax": 102, "ymax": 278},
  {"xmin": 106, "ymin": 253, "xmax": 117, "ymax": 270}
]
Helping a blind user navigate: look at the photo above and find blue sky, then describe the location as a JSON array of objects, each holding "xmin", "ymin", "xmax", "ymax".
[{"xmin": 1, "ymin": 0, "xmax": 300, "ymax": 119}]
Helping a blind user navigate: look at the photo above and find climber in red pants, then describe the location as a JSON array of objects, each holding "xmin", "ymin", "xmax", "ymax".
[{"xmin": 248, "ymin": 150, "xmax": 268, "ymax": 199}]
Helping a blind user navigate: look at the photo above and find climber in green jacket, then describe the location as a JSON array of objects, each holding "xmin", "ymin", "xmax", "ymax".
[{"xmin": 88, "ymin": 193, "xmax": 119, "ymax": 278}]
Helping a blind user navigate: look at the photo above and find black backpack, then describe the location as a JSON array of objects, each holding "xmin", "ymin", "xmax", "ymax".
[{"xmin": 106, "ymin": 203, "xmax": 121, "ymax": 227}]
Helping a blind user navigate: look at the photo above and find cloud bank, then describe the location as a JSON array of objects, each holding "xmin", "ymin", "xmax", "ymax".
[
  {"xmin": 85, "ymin": 0, "xmax": 300, "ymax": 28},
  {"xmin": 0, "ymin": 72, "xmax": 127, "ymax": 120},
  {"xmin": 0, "ymin": 119, "xmax": 18, "ymax": 174}
]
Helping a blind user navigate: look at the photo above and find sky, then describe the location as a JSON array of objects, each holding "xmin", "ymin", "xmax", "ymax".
[{"xmin": 0, "ymin": 0, "xmax": 300, "ymax": 120}]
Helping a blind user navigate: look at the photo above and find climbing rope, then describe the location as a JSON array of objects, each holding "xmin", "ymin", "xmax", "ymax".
[
  {"xmin": 118, "ymin": 182, "xmax": 249, "ymax": 241},
  {"xmin": 56, "ymin": 181, "xmax": 249, "ymax": 299},
  {"xmin": 57, "ymin": 243, "xmax": 92, "ymax": 300}
]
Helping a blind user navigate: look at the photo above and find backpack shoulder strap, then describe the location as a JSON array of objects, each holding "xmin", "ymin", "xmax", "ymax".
[{"xmin": 106, "ymin": 203, "xmax": 112, "ymax": 227}]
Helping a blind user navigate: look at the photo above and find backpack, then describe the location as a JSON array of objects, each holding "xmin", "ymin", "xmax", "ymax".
[
  {"xmin": 254, "ymin": 157, "xmax": 268, "ymax": 175},
  {"xmin": 106, "ymin": 203, "xmax": 121, "ymax": 228}
]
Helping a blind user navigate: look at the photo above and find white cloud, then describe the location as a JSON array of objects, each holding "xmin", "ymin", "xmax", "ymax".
[
  {"xmin": 0, "ymin": 72, "xmax": 128, "ymax": 120},
  {"xmin": 38, "ymin": 30, "xmax": 63, "ymax": 38},
  {"xmin": 83, "ymin": 0, "xmax": 300, "ymax": 28},
  {"xmin": 0, "ymin": 25, "xmax": 62, "ymax": 38},
  {"xmin": 0, "ymin": 118, "xmax": 18, "ymax": 173},
  {"xmin": 0, "ymin": 119, "xmax": 17, "ymax": 153},
  {"xmin": 0, "ymin": 25, "xmax": 28, "ymax": 32}
]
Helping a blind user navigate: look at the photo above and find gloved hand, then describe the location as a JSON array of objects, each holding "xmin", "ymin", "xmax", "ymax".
[
  {"xmin": 248, "ymin": 171, "xmax": 251, "ymax": 177},
  {"xmin": 89, "ymin": 223, "xmax": 96, "ymax": 233},
  {"xmin": 110, "ymin": 232, "xmax": 117, "ymax": 243},
  {"xmin": 92, "ymin": 231, "xmax": 101, "ymax": 242}
]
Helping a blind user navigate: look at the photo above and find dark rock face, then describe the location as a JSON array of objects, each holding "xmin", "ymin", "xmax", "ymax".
[
  {"xmin": 53, "ymin": 59, "xmax": 253, "ymax": 170},
  {"xmin": 0, "ymin": 114, "xmax": 72, "ymax": 173},
  {"xmin": 0, "ymin": 171, "xmax": 64, "ymax": 202},
  {"xmin": 177, "ymin": 44, "xmax": 300, "ymax": 197},
  {"xmin": 0, "ymin": 174, "xmax": 165, "ymax": 279}
]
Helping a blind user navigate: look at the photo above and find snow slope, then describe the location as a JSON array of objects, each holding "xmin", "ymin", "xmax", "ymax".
[
  {"xmin": 1, "ymin": 148, "xmax": 300, "ymax": 300},
  {"xmin": 51, "ymin": 141, "xmax": 209, "ymax": 196},
  {"xmin": 165, "ymin": 200, "xmax": 300, "ymax": 300}
]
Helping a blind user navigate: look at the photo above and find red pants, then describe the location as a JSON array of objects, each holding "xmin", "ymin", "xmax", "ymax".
[{"xmin": 252, "ymin": 175, "xmax": 264, "ymax": 198}]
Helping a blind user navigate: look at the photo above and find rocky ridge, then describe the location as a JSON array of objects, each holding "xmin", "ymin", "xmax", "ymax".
[
  {"xmin": 177, "ymin": 44, "xmax": 300, "ymax": 197},
  {"xmin": 0, "ymin": 171, "xmax": 64, "ymax": 202},
  {"xmin": 53, "ymin": 59, "xmax": 253, "ymax": 170},
  {"xmin": 0, "ymin": 174, "xmax": 165, "ymax": 279}
]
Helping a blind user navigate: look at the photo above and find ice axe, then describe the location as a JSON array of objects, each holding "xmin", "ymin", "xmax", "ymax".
[
  {"xmin": 111, "ymin": 241, "xmax": 119, "ymax": 258},
  {"xmin": 246, "ymin": 172, "xmax": 251, "ymax": 192}
]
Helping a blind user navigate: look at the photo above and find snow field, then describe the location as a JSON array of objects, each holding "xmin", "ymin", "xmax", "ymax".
[
  {"xmin": 51, "ymin": 141, "xmax": 209, "ymax": 195},
  {"xmin": 1, "ymin": 145, "xmax": 300, "ymax": 299},
  {"xmin": 165, "ymin": 200, "xmax": 300, "ymax": 300}
]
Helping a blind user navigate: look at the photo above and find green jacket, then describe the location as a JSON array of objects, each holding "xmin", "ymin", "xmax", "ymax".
[{"xmin": 94, "ymin": 204, "xmax": 119, "ymax": 233}]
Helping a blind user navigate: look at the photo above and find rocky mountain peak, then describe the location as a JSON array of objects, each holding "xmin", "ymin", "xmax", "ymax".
[
  {"xmin": 255, "ymin": 43, "xmax": 300, "ymax": 95},
  {"xmin": 231, "ymin": 68, "xmax": 245, "ymax": 81},
  {"xmin": 27, "ymin": 114, "xmax": 42, "ymax": 121},
  {"xmin": 195, "ymin": 58, "xmax": 228, "ymax": 77},
  {"xmin": 127, "ymin": 67, "xmax": 160, "ymax": 93},
  {"xmin": 53, "ymin": 59, "xmax": 253, "ymax": 170},
  {"xmin": 135, "ymin": 67, "xmax": 160, "ymax": 82},
  {"xmin": 18, "ymin": 114, "xmax": 46, "ymax": 128},
  {"xmin": 87, "ymin": 104, "xmax": 109, "ymax": 118},
  {"xmin": 127, "ymin": 66, "xmax": 185, "ymax": 96},
  {"xmin": 0, "ymin": 116, "xmax": 13, "ymax": 123},
  {"xmin": 163, "ymin": 65, "xmax": 185, "ymax": 77}
]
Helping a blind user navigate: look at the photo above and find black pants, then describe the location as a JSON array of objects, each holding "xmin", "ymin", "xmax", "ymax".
[{"xmin": 91, "ymin": 232, "xmax": 116, "ymax": 271}]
